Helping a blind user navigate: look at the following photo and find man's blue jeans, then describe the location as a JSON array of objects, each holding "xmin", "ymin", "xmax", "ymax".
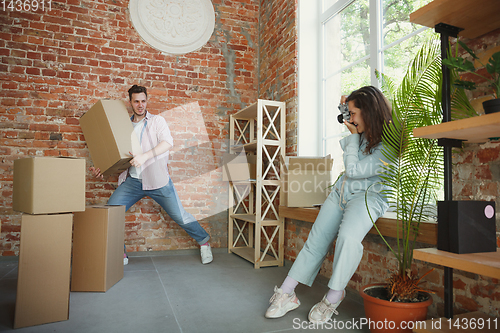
[{"xmin": 108, "ymin": 176, "xmax": 210, "ymax": 245}]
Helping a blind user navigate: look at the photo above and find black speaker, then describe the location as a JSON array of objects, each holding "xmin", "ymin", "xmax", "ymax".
[{"xmin": 438, "ymin": 201, "xmax": 497, "ymax": 254}]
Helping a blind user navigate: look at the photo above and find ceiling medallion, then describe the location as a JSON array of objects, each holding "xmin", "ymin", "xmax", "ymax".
[{"xmin": 129, "ymin": 0, "xmax": 215, "ymax": 55}]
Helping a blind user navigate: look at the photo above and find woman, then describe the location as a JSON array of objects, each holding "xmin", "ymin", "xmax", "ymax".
[{"xmin": 265, "ymin": 86, "xmax": 392, "ymax": 324}]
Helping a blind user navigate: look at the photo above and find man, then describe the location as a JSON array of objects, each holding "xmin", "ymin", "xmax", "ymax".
[{"xmin": 90, "ymin": 84, "xmax": 213, "ymax": 265}]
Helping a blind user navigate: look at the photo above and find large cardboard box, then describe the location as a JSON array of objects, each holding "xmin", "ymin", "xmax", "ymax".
[
  {"xmin": 222, "ymin": 153, "xmax": 257, "ymax": 181},
  {"xmin": 71, "ymin": 205, "xmax": 126, "ymax": 292},
  {"xmin": 13, "ymin": 157, "xmax": 85, "ymax": 214},
  {"xmin": 14, "ymin": 214, "xmax": 73, "ymax": 329},
  {"xmin": 283, "ymin": 156, "xmax": 333, "ymax": 207},
  {"xmin": 79, "ymin": 99, "xmax": 142, "ymax": 176}
]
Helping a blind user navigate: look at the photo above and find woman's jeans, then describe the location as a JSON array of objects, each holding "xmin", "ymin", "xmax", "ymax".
[
  {"xmin": 288, "ymin": 189, "xmax": 388, "ymax": 291},
  {"xmin": 108, "ymin": 177, "xmax": 210, "ymax": 245}
]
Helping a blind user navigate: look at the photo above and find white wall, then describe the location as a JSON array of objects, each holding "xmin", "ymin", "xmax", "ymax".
[{"xmin": 297, "ymin": 0, "xmax": 321, "ymax": 156}]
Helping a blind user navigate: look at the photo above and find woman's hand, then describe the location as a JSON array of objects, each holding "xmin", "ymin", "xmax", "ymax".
[
  {"xmin": 344, "ymin": 120, "xmax": 358, "ymax": 134},
  {"xmin": 340, "ymin": 96, "xmax": 358, "ymax": 134},
  {"xmin": 89, "ymin": 166, "xmax": 104, "ymax": 180}
]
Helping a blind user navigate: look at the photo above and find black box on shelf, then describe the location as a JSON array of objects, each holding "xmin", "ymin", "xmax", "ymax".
[{"xmin": 437, "ymin": 201, "xmax": 497, "ymax": 254}]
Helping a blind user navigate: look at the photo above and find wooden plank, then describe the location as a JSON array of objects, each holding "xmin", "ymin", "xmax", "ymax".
[
  {"xmin": 230, "ymin": 247, "xmax": 277, "ymax": 264},
  {"xmin": 413, "ymin": 112, "xmax": 500, "ymax": 143},
  {"xmin": 413, "ymin": 248, "xmax": 500, "ymax": 279},
  {"xmin": 368, "ymin": 217, "xmax": 437, "ymax": 245},
  {"xmin": 279, "ymin": 206, "xmax": 319, "ymax": 223},
  {"xmin": 410, "ymin": 0, "xmax": 500, "ymax": 39},
  {"xmin": 230, "ymin": 214, "xmax": 281, "ymax": 225},
  {"xmin": 279, "ymin": 206, "xmax": 438, "ymax": 245},
  {"xmin": 413, "ymin": 311, "xmax": 499, "ymax": 333},
  {"xmin": 233, "ymin": 102, "xmax": 257, "ymax": 119},
  {"xmin": 231, "ymin": 142, "xmax": 257, "ymax": 152}
]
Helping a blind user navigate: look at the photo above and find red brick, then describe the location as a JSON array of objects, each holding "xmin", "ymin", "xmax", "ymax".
[{"xmin": 477, "ymin": 146, "xmax": 500, "ymax": 163}]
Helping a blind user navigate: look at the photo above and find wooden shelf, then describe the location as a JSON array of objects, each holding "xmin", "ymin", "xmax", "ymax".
[
  {"xmin": 231, "ymin": 142, "xmax": 257, "ymax": 152},
  {"xmin": 410, "ymin": 0, "xmax": 500, "ymax": 39},
  {"xmin": 413, "ymin": 248, "xmax": 500, "ymax": 279},
  {"xmin": 413, "ymin": 112, "xmax": 500, "ymax": 143},
  {"xmin": 279, "ymin": 206, "xmax": 438, "ymax": 245},
  {"xmin": 230, "ymin": 247, "xmax": 281, "ymax": 267},
  {"xmin": 231, "ymin": 140, "xmax": 281, "ymax": 152},
  {"xmin": 233, "ymin": 103, "xmax": 258, "ymax": 119},
  {"xmin": 230, "ymin": 214, "xmax": 280, "ymax": 225}
]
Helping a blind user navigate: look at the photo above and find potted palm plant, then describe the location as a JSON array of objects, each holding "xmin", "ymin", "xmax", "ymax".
[
  {"xmin": 442, "ymin": 41, "xmax": 500, "ymax": 114},
  {"xmin": 359, "ymin": 37, "xmax": 444, "ymax": 333}
]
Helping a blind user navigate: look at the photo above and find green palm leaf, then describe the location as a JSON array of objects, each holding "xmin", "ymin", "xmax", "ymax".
[{"xmin": 368, "ymin": 36, "xmax": 444, "ymax": 276}]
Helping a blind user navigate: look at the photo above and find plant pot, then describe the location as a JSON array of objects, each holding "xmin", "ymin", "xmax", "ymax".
[
  {"xmin": 483, "ymin": 98, "xmax": 500, "ymax": 114},
  {"xmin": 360, "ymin": 283, "xmax": 433, "ymax": 333}
]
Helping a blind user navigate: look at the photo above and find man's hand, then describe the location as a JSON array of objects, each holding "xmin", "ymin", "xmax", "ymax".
[
  {"xmin": 129, "ymin": 152, "xmax": 148, "ymax": 168},
  {"xmin": 89, "ymin": 166, "xmax": 104, "ymax": 180}
]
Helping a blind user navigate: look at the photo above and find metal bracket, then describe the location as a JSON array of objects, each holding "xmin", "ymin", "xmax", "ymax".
[
  {"xmin": 435, "ymin": 23, "xmax": 463, "ymax": 37},
  {"xmin": 438, "ymin": 138, "xmax": 463, "ymax": 148}
]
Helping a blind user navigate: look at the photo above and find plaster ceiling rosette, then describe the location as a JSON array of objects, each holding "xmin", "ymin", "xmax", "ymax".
[{"xmin": 129, "ymin": 0, "xmax": 215, "ymax": 55}]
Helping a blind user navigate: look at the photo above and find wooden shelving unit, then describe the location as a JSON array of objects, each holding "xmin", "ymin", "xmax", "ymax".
[
  {"xmin": 410, "ymin": 0, "xmax": 500, "ymax": 323},
  {"xmin": 413, "ymin": 248, "xmax": 500, "ymax": 279},
  {"xmin": 227, "ymin": 99, "xmax": 286, "ymax": 268},
  {"xmin": 409, "ymin": 0, "xmax": 500, "ymax": 39},
  {"xmin": 413, "ymin": 112, "xmax": 500, "ymax": 143}
]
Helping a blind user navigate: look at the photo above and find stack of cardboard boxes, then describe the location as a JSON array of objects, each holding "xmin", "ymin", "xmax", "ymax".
[
  {"xmin": 72, "ymin": 99, "xmax": 134, "ymax": 292},
  {"xmin": 13, "ymin": 157, "xmax": 86, "ymax": 328},
  {"xmin": 11, "ymin": 99, "xmax": 134, "ymax": 328}
]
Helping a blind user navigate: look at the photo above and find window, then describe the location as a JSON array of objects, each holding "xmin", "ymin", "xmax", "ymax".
[{"xmin": 319, "ymin": 0, "xmax": 436, "ymax": 177}]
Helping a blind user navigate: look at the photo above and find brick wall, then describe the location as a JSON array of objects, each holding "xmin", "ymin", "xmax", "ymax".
[
  {"xmin": 0, "ymin": 0, "xmax": 259, "ymax": 255},
  {"xmin": 1, "ymin": 0, "xmax": 499, "ymax": 320},
  {"xmin": 258, "ymin": 0, "xmax": 297, "ymax": 155}
]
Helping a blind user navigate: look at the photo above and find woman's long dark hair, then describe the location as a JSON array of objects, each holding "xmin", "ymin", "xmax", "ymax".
[{"xmin": 346, "ymin": 86, "xmax": 392, "ymax": 154}]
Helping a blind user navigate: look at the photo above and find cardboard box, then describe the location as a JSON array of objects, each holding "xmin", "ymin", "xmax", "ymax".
[
  {"xmin": 222, "ymin": 153, "xmax": 257, "ymax": 181},
  {"xmin": 71, "ymin": 205, "xmax": 126, "ymax": 292},
  {"xmin": 13, "ymin": 157, "xmax": 86, "ymax": 214},
  {"xmin": 283, "ymin": 155, "xmax": 333, "ymax": 207},
  {"xmin": 79, "ymin": 99, "xmax": 142, "ymax": 176},
  {"xmin": 14, "ymin": 214, "xmax": 73, "ymax": 328}
]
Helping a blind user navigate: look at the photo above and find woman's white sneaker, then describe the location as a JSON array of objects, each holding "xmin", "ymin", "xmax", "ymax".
[
  {"xmin": 265, "ymin": 286, "xmax": 301, "ymax": 318},
  {"xmin": 308, "ymin": 291, "xmax": 345, "ymax": 324}
]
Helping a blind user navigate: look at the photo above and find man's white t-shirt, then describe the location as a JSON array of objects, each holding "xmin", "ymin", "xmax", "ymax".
[{"xmin": 129, "ymin": 118, "xmax": 146, "ymax": 179}]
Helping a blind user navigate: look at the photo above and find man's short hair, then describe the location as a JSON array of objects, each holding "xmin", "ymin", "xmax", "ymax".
[{"xmin": 128, "ymin": 85, "xmax": 147, "ymax": 100}]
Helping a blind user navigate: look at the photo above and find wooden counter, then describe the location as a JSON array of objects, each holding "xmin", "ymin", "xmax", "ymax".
[
  {"xmin": 279, "ymin": 206, "xmax": 438, "ymax": 245},
  {"xmin": 413, "ymin": 112, "xmax": 500, "ymax": 143},
  {"xmin": 413, "ymin": 248, "xmax": 500, "ymax": 279},
  {"xmin": 410, "ymin": 0, "xmax": 500, "ymax": 39}
]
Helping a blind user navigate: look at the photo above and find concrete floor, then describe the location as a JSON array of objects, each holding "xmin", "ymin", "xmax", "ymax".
[{"xmin": 0, "ymin": 248, "xmax": 370, "ymax": 333}]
